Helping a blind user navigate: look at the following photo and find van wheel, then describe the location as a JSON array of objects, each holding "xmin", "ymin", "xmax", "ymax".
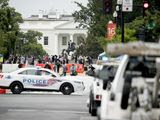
[
  {"xmin": 89, "ymin": 92, "xmax": 92, "ymax": 113},
  {"xmin": 91, "ymin": 101, "xmax": 97, "ymax": 116},
  {"xmin": 89, "ymin": 102, "xmax": 91, "ymax": 113},
  {"xmin": 121, "ymin": 75, "xmax": 132, "ymax": 109},
  {"xmin": 60, "ymin": 83, "xmax": 73, "ymax": 95},
  {"xmin": 10, "ymin": 82, "xmax": 23, "ymax": 94}
]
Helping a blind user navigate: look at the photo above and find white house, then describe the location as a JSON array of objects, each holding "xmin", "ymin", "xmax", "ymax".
[{"xmin": 20, "ymin": 13, "xmax": 87, "ymax": 55}]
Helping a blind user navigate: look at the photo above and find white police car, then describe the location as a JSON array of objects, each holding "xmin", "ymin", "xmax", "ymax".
[{"xmin": 0, "ymin": 67, "xmax": 85, "ymax": 95}]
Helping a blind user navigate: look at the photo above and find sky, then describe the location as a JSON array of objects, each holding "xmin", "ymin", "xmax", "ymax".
[{"xmin": 9, "ymin": 0, "xmax": 88, "ymax": 18}]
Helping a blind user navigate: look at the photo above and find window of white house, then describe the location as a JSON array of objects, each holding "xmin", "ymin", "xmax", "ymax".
[
  {"xmin": 44, "ymin": 36, "xmax": 48, "ymax": 45},
  {"xmin": 62, "ymin": 36, "xmax": 67, "ymax": 45}
]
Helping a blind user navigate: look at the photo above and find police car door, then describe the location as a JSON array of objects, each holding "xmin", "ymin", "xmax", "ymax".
[
  {"xmin": 36, "ymin": 70, "xmax": 61, "ymax": 90},
  {"xmin": 18, "ymin": 69, "xmax": 48, "ymax": 90}
]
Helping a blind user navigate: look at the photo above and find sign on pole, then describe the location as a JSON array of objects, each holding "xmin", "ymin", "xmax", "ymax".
[
  {"xmin": 122, "ymin": 0, "xmax": 133, "ymax": 12},
  {"xmin": 106, "ymin": 21, "xmax": 116, "ymax": 40}
]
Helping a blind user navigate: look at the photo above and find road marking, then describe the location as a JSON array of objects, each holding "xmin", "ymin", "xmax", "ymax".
[
  {"xmin": 8, "ymin": 109, "xmax": 37, "ymax": 112},
  {"xmin": 8, "ymin": 109, "xmax": 88, "ymax": 114},
  {"xmin": 45, "ymin": 110, "xmax": 88, "ymax": 114},
  {"xmin": 80, "ymin": 116, "xmax": 97, "ymax": 120}
]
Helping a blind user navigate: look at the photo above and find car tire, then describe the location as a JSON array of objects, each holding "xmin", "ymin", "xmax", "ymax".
[
  {"xmin": 90, "ymin": 93, "xmax": 97, "ymax": 116},
  {"xmin": 60, "ymin": 83, "xmax": 74, "ymax": 95},
  {"xmin": 89, "ymin": 98, "xmax": 91, "ymax": 113},
  {"xmin": 89, "ymin": 103, "xmax": 91, "ymax": 113},
  {"xmin": 10, "ymin": 82, "xmax": 23, "ymax": 94},
  {"xmin": 121, "ymin": 75, "xmax": 132, "ymax": 109},
  {"xmin": 91, "ymin": 101, "xmax": 97, "ymax": 116},
  {"xmin": 89, "ymin": 91, "xmax": 92, "ymax": 113}
]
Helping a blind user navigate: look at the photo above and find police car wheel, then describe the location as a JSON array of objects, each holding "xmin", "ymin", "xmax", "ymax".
[
  {"xmin": 60, "ymin": 83, "xmax": 73, "ymax": 95},
  {"xmin": 10, "ymin": 82, "xmax": 23, "ymax": 94}
]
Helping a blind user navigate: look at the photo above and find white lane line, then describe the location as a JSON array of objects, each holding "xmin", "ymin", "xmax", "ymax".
[
  {"xmin": 8, "ymin": 109, "xmax": 88, "ymax": 114},
  {"xmin": 80, "ymin": 116, "xmax": 97, "ymax": 120},
  {"xmin": 8, "ymin": 109, "xmax": 37, "ymax": 112},
  {"xmin": 44, "ymin": 110, "xmax": 88, "ymax": 114}
]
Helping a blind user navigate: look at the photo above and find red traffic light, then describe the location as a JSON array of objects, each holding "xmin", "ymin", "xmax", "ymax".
[
  {"xmin": 144, "ymin": 2, "xmax": 149, "ymax": 8},
  {"xmin": 104, "ymin": 0, "xmax": 111, "ymax": 6},
  {"xmin": 143, "ymin": 1, "xmax": 150, "ymax": 9}
]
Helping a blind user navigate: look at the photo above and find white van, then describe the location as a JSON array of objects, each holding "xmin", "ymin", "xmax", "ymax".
[
  {"xmin": 88, "ymin": 62, "xmax": 119, "ymax": 116},
  {"xmin": 98, "ymin": 55, "xmax": 160, "ymax": 120}
]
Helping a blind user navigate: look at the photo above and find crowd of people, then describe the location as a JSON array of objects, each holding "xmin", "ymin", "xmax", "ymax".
[
  {"xmin": 1, "ymin": 40, "xmax": 93, "ymax": 76},
  {"xmin": 2, "ymin": 53, "xmax": 93, "ymax": 76}
]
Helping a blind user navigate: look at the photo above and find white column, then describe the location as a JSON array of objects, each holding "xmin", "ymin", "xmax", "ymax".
[
  {"xmin": 54, "ymin": 33, "xmax": 59, "ymax": 55},
  {"xmin": 70, "ymin": 34, "xmax": 74, "ymax": 42}
]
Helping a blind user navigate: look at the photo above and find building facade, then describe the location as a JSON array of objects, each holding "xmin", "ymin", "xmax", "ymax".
[{"xmin": 20, "ymin": 14, "xmax": 87, "ymax": 55}]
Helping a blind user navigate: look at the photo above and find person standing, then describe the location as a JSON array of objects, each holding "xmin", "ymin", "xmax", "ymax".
[
  {"xmin": 70, "ymin": 64, "xmax": 77, "ymax": 76},
  {"xmin": 44, "ymin": 62, "xmax": 51, "ymax": 70},
  {"xmin": 61, "ymin": 63, "xmax": 68, "ymax": 76},
  {"xmin": 55, "ymin": 58, "xmax": 61, "ymax": 73}
]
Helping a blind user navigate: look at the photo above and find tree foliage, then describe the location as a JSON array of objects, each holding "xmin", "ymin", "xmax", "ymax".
[
  {"xmin": 73, "ymin": 0, "xmax": 160, "ymax": 58},
  {"xmin": 15, "ymin": 30, "xmax": 46, "ymax": 57},
  {"xmin": 73, "ymin": 0, "xmax": 114, "ymax": 58},
  {"xmin": 0, "ymin": 0, "xmax": 23, "ymax": 58}
]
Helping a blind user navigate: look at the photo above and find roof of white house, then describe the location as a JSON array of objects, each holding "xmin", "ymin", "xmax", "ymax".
[{"xmin": 20, "ymin": 13, "xmax": 87, "ymax": 30}]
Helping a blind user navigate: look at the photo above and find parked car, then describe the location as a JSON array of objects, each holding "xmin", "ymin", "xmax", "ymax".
[
  {"xmin": 0, "ymin": 67, "xmax": 85, "ymax": 95},
  {"xmin": 87, "ymin": 62, "xmax": 119, "ymax": 116}
]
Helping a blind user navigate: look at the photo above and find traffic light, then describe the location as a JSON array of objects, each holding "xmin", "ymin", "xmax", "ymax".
[
  {"xmin": 143, "ymin": 0, "xmax": 150, "ymax": 17},
  {"xmin": 143, "ymin": 0, "xmax": 150, "ymax": 10},
  {"xmin": 103, "ymin": 0, "xmax": 112, "ymax": 14}
]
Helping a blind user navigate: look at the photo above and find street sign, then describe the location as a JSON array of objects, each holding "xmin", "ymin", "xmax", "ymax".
[
  {"xmin": 122, "ymin": 0, "xmax": 133, "ymax": 12},
  {"xmin": 106, "ymin": 21, "xmax": 116, "ymax": 40}
]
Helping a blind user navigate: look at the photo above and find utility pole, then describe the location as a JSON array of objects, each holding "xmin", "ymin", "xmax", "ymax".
[
  {"xmin": 121, "ymin": 8, "xmax": 124, "ymax": 43},
  {"xmin": 117, "ymin": 0, "xmax": 133, "ymax": 43}
]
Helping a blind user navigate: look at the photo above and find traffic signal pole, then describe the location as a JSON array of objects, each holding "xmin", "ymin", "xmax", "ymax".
[{"xmin": 121, "ymin": 8, "xmax": 124, "ymax": 43}]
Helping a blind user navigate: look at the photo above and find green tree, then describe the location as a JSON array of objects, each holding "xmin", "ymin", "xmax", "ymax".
[
  {"xmin": 15, "ymin": 30, "xmax": 46, "ymax": 57},
  {"xmin": 72, "ymin": 0, "xmax": 148, "ymax": 58},
  {"xmin": 73, "ymin": 0, "xmax": 114, "ymax": 58},
  {"xmin": 0, "ymin": 0, "xmax": 23, "ymax": 58},
  {"xmin": 73, "ymin": 0, "xmax": 160, "ymax": 58},
  {"xmin": 99, "ymin": 27, "xmax": 137, "ymax": 51}
]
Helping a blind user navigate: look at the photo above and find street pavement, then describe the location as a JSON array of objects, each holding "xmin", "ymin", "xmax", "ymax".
[{"xmin": 0, "ymin": 94, "xmax": 97, "ymax": 120}]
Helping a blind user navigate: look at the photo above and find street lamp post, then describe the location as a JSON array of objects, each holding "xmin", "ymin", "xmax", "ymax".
[{"xmin": 121, "ymin": 9, "xmax": 124, "ymax": 43}]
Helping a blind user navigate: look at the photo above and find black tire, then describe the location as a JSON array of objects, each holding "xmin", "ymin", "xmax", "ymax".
[
  {"xmin": 88, "ymin": 91, "xmax": 92, "ymax": 113},
  {"xmin": 91, "ymin": 101, "xmax": 97, "ymax": 116},
  {"xmin": 60, "ymin": 83, "xmax": 74, "ymax": 95},
  {"xmin": 121, "ymin": 75, "xmax": 132, "ymax": 109},
  {"xmin": 90, "ymin": 93, "xmax": 97, "ymax": 116},
  {"xmin": 10, "ymin": 82, "xmax": 23, "ymax": 94},
  {"xmin": 89, "ymin": 102, "xmax": 91, "ymax": 113}
]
